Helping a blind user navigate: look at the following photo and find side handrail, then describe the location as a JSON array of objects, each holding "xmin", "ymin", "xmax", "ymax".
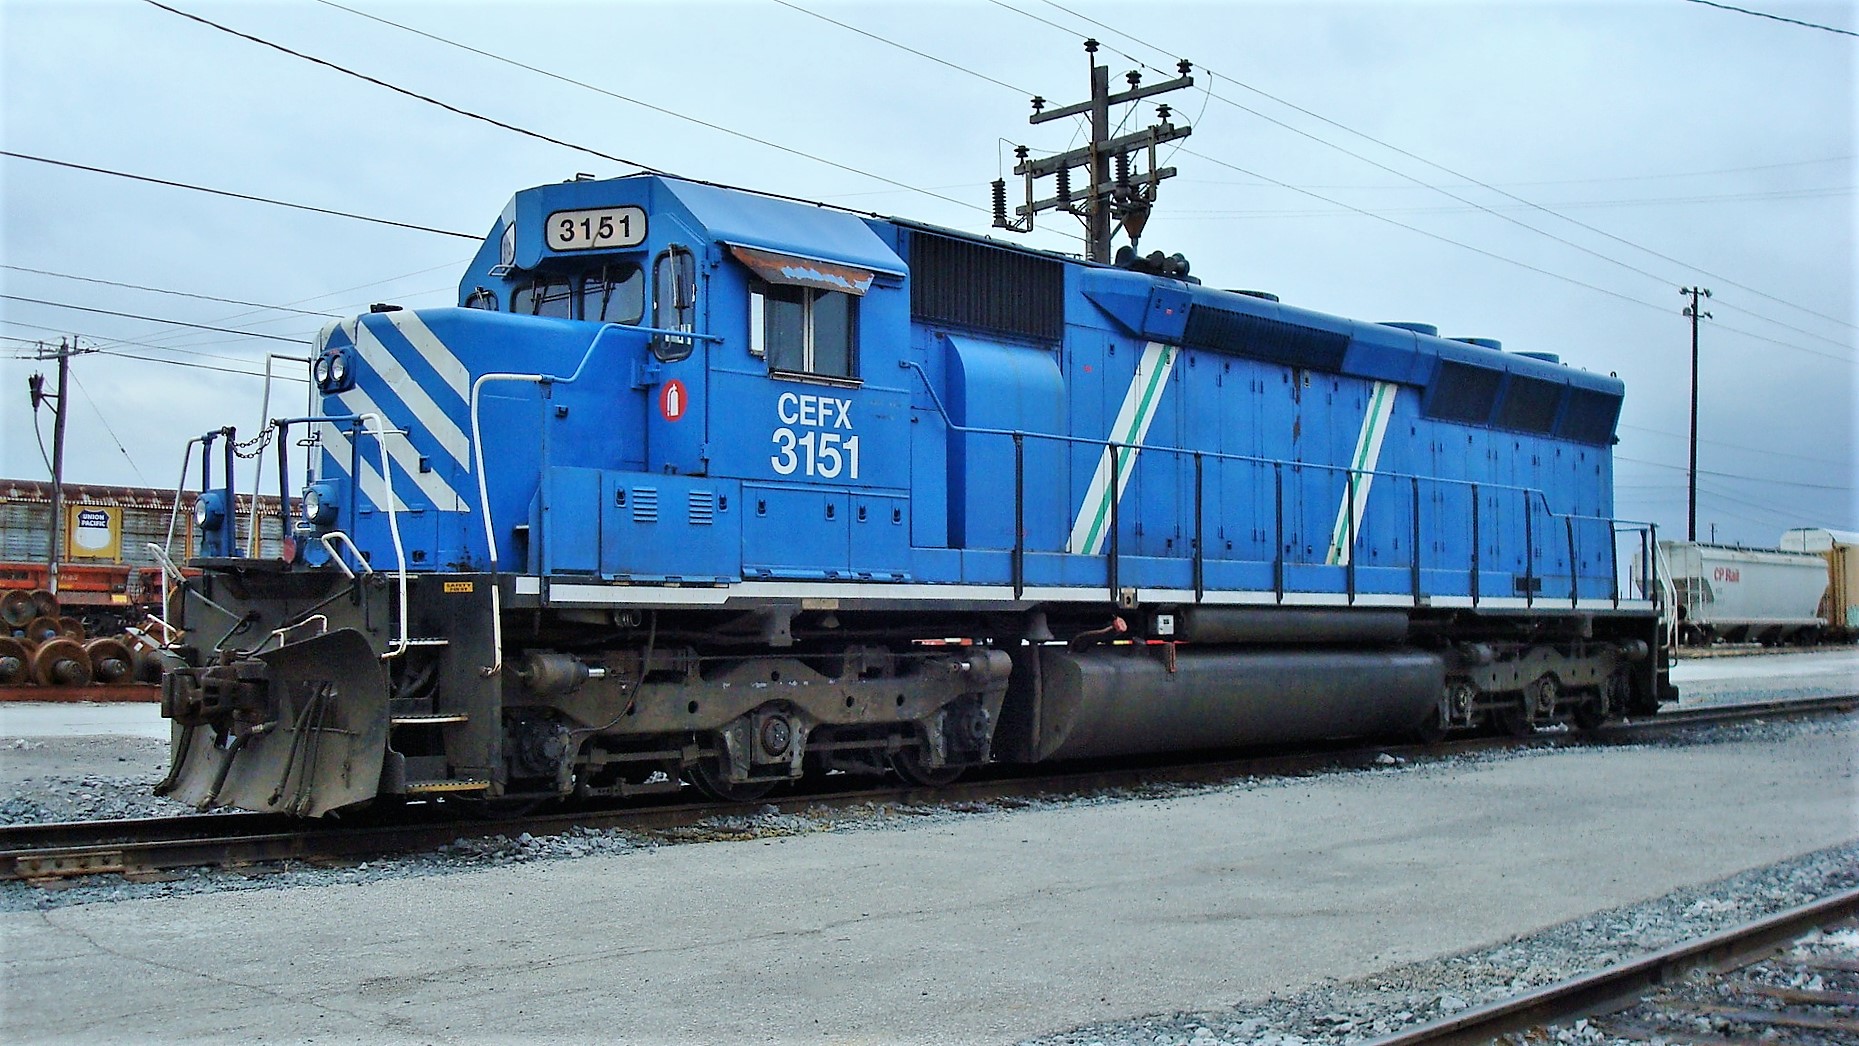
[{"xmin": 470, "ymin": 323, "xmax": 626, "ymax": 677}]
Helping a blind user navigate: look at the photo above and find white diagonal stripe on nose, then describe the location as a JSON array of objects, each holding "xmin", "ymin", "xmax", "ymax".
[{"xmin": 354, "ymin": 317, "xmax": 472, "ymax": 469}]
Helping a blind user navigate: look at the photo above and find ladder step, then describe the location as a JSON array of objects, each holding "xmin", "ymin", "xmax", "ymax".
[
  {"xmin": 401, "ymin": 637, "xmax": 450, "ymax": 647},
  {"xmin": 404, "ymin": 778, "xmax": 489, "ymax": 795},
  {"xmin": 391, "ymin": 714, "xmax": 470, "ymax": 726}
]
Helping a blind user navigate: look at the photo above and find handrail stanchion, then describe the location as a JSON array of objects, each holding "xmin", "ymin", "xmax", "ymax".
[
  {"xmin": 1410, "ymin": 475, "xmax": 1422, "ymax": 601},
  {"xmin": 1470, "ymin": 484, "xmax": 1481, "ymax": 608},
  {"xmin": 1012, "ymin": 432, "xmax": 1025, "ymax": 600},
  {"xmin": 1523, "ymin": 490, "xmax": 1535, "ymax": 608},
  {"xmin": 1192, "ymin": 451, "xmax": 1205, "ymax": 604},
  {"xmin": 1608, "ymin": 523, "xmax": 1621, "ymax": 608},
  {"xmin": 1107, "ymin": 441, "xmax": 1121, "ymax": 602},
  {"xmin": 1344, "ymin": 469, "xmax": 1357, "ymax": 604},
  {"xmin": 1566, "ymin": 515, "xmax": 1579, "ymax": 607},
  {"xmin": 1273, "ymin": 462, "xmax": 1285, "ymax": 603}
]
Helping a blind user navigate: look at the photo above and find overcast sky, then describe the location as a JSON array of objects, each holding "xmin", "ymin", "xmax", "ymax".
[{"xmin": 2, "ymin": 0, "xmax": 1852, "ymax": 548}]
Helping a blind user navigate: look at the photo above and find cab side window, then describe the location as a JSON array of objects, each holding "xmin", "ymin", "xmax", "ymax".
[
  {"xmin": 750, "ymin": 279, "xmax": 857, "ymax": 379},
  {"xmin": 653, "ymin": 247, "xmax": 697, "ymax": 361}
]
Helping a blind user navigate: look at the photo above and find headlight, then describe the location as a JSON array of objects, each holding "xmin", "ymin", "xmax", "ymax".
[
  {"xmin": 329, "ymin": 352, "xmax": 350, "ymax": 385},
  {"xmin": 313, "ymin": 355, "xmax": 333, "ymax": 386},
  {"xmin": 302, "ymin": 482, "xmax": 340, "ymax": 527},
  {"xmin": 194, "ymin": 493, "xmax": 224, "ymax": 530}
]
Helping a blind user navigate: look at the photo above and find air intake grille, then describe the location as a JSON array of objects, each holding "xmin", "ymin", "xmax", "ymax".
[
  {"xmin": 1559, "ymin": 386, "xmax": 1621, "ymax": 445},
  {"xmin": 1426, "ymin": 361, "xmax": 1503, "ymax": 424},
  {"xmin": 909, "ymin": 231, "xmax": 1063, "ymax": 342},
  {"xmin": 688, "ymin": 490, "xmax": 715, "ymax": 526},
  {"xmin": 1181, "ymin": 306, "xmax": 1351, "ymax": 370},
  {"xmin": 631, "ymin": 487, "xmax": 658, "ymax": 524}
]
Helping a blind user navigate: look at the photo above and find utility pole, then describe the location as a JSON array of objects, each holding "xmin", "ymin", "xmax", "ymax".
[
  {"xmin": 994, "ymin": 40, "xmax": 1195, "ymax": 264},
  {"xmin": 1680, "ymin": 287, "xmax": 1712, "ymax": 543},
  {"xmin": 27, "ymin": 337, "xmax": 97, "ymax": 594}
]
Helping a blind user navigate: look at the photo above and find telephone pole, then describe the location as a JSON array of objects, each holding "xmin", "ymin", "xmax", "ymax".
[
  {"xmin": 994, "ymin": 40, "xmax": 1195, "ymax": 263},
  {"xmin": 27, "ymin": 337, "xmax": 97, "ymax": 594},
  {"xmin": 1680, "ymin": 287, "xmax": 1712, "ymax": 542}
]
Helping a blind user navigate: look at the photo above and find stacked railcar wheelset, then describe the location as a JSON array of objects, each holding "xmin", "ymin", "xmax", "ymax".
[{"xmin": 153, "ymin": 172, "xmax": 1674, "ymax": 816}]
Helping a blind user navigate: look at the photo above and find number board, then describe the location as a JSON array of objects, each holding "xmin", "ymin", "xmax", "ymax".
[{"xmin": 546, "ymin": 206, "xmax": 647, "ymax": 252}]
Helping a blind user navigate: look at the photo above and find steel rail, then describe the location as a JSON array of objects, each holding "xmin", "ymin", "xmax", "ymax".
[
  {"xmin": 1364, "ymin": 886, "xmax": 1859, "ymax": 1046},
  {"xmin": 3, "ymin": 692, "xmax": 1852, "ymax": 884}
]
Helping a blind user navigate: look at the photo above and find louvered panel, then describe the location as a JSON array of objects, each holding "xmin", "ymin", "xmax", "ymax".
[
  {"xmin": 631, "ymin": 487, "xmax": 659, "ymax": 524},
  {"xmin": 688, "ymin": 490, "xmax": 715, "ymax": 526}
]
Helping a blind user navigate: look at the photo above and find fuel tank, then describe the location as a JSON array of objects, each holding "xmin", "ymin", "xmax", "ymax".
[{"xmin": 1003, "ymin": 645, "xmax": 1443, "ymax": 762}]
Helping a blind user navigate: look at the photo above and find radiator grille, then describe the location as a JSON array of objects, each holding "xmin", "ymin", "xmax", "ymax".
[{"xmin": 908, "ymin": 231, "xmax": 1063, "ymax": 342}]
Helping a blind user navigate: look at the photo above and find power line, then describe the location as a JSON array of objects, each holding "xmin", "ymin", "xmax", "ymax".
[
  {"xmin": 774, "ymin": 0, "xmax": 1853, "ymax": 361},
  {"xmin": 1, "ymin": 295, "xmax": 311, "ymax": 344},
  {"xmin": 306, "ymin": 0, "xmax": 997, "ymax": 221},
  {"xmin": 1683, "ymin": 0, "xmax": 1859, "ymax": 36},
  {"xmin": 143, "ymin": 0, "xmax": 663, "ymax": 175},
  {"xmin": 0, "ymin": 151, "xmax": 479, "ymax": 240},
  {"xmin": 1185, "ymin": 154, "xmax": 1856, "ymax": 191},
  {"xmin": 1614, "ymin": 455, "xmax": 1851, "ymax": 491},
  {"xmin": 1617, "ymin": 422, "xmax": 1852, "ymax": 468},
  {"xmin": 68, "ymin": 369, "xmax": 155, "ymax": 486},
  {"xmin": 3, "ymin": 265, "xmax": 342, "ymax": 318},
  {"xmin": 1006, "ymin": 0, "xmax": 1857, "ymax": 335}
]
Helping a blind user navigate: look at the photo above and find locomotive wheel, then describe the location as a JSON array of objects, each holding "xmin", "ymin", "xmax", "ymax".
[
  {"xmin": 56, "ymin": 616, "xmax": 86, "ymax": 639},
  {"xmin": 29, "ymin": 590, "xmax": 59, "ymax": 619},
  {"xmin": 890, "ymin": 747, "xmax": 963, "ymax": 787},
  {"xmin": 31, "ymin": 638, "xmax": 92, "ymax": 686},
  {"xmin": 1411, "ymin": 709, "xmax": 1449, "ymax": 745},
  {"xmin": 1494, "ymin": 700, "xmax": 1535, "ymax": 738},
  {"xmin": 1571, "ymin": 699, "xmax": 1609, "ymax": 732},
  {"xmin": 685, "ymin": 758, "xmax": 777, "ymax": 803},
  {"xmin": 0, "ymin": 636, "xmax": 30, "ymax": 685},
  {"xmin": 0, "ymin": 590, "xmax": 36, "ymax": 628}
]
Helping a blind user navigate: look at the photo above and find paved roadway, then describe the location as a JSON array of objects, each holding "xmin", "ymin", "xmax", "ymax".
[{"xmin": 1, "ymin": 649, "xmax": 1855, "ymax": 1045}]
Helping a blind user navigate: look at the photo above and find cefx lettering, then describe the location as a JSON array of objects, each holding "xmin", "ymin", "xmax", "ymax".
[
  {"xmin": 776, "ymin": 392, "xmax": 852, "ymax": 429},
  {"xmin": 771, "ymin": 394, "xmax": 860, "ymax": 480}
]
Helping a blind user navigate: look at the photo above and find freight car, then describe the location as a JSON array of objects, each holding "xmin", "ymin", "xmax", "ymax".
[
  {"xmin": 1781, "ymin": 527, "xmax": 1859, "ymax": 642},
  {"xmin": 1659, "ymin": 540, "xmax": 1831, "ymax": 646},
  {"xmin": 0, "ymin": 480, "xmax": 288, "ymax": 635},
  {"xmin": 153, "ymin": 171, "xmax": 1674, "ymax": 816}
]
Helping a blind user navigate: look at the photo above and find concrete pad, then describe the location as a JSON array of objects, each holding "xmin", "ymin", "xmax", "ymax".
[
  {"xmin": 1670, "ymin": 648, "xmax": 1858, "ymax": 706},
  {"xmin": 3, "ymin": 718, "xmax": 1854, "ymax": 1045},
  {"xmin": 0, "ymin": 701, "xmax": 169, "ymax": 740}
]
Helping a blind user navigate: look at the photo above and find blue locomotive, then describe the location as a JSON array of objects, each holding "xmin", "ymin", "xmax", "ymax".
[{"xmin": 156, "ymin": 172, "xmax": 1674, "ymax": 815}]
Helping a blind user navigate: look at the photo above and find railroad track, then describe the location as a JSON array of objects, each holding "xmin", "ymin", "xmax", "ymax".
[
  {"xmin": 1368, "ymin": 886, "xmax": 1859, "ymax": 1045},
  {"xmin": 4, "ymin": 692, "xmax": 1852, "ymax": 886}
]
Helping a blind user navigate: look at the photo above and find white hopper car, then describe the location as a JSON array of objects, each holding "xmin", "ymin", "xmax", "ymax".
[{"xmin": 1659, "ymin": 540, "xmax": 1830, "ymax": 645}]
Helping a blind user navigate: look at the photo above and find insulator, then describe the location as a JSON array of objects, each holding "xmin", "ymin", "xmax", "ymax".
[
  {"xmin": 1127, "ymin": 70, "xmax": 1141, "ymax": 88},
  {"xmin": 991, "ymin": 179, "xmax": 1008, "ymax": 228},
  {"xmin": 1157, "ymin": 104, "xmax": 1172, "ymax": 121},
  {"xmin": 1056, "ymin": 165, "xmax": 1072, "ymax": 205},
  {"xmin": 1084, "ymin": 37, "xmax": 1099, "ymax": 53},
  {"xmin": 1178, "ymin": 58, "xmax": 1193, "ymax": 75},
  {"xmin": 1115, "ymin": 152, "xmax": 1131, "ymax": 194}
]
